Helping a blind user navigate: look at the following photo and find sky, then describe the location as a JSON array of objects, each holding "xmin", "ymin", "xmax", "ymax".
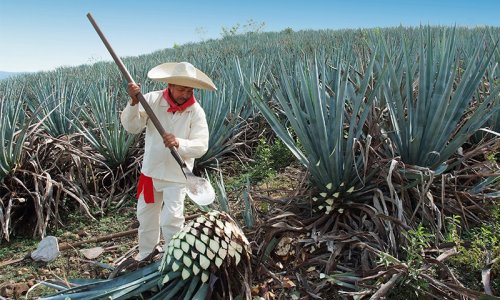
[{"xmin": 1, "ymin": 0, "xmax": 499, "ymax": 73}]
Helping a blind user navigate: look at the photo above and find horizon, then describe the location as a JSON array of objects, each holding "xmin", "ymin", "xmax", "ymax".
[{"xmin": 1, "ymin": 0, "xmax": 499, "ymax": 73}]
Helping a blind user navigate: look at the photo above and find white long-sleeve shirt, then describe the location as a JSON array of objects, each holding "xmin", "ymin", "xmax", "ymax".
[{"xmin": 120, "ymin": 90, "xmax": 209, "ymax": 183}]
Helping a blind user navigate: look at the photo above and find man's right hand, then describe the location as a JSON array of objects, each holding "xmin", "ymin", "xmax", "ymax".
[{"xmin": 127, "ymin": 83, "xmax": 141, "ymax": 106}]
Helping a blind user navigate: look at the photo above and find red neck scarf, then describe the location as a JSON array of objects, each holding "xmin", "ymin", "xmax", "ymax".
[{"xmin": 163, "ymin": 88, "xmax": 196, "ymax": 112}]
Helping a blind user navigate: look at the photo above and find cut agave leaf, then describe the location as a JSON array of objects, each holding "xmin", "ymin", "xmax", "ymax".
[
  {"xmin": 172, "ymin": 261, "xmax": 181, "ymax": 272},
  {"xmin": 231, "ymin": 241, "xmax": 243, "ymax": 253},
  {"xmin": 228, "ymin": 244, "xmax": 236, "ymax": 258},
  {"xmin": 200, "ymin": 233, "xmax": 209, "ymax": 244},
  {"xmin": 216, "ymin": 220, "xmax": 224, "ymax": 229},
  {"xmin": 201, "ymin": 271, "xmax": 210, "ymax": 283},
  {"xmin": 214, "ymin": 227, "xmax": 223, "ymax": 238},
  {"xmin": 192, "ymin": 262, "xmax": 201, "ymax": 275},
  {"xmin": 195, "ymin": 240, "xmax": 207, "ymax": 254},
  {"xmin": 199, "ymin": 254, "xmax": 210, "ymax": 270},
  {"xmin": 182, "ymin": 268, "xmax": 191, "ymax": 280},
  {"xmin": 173, "ymin": 248, "xmax": 183, "ymax": 260},
  {"xmin": 218, "ymin": 248, "xmax": 227, "ymax": 260},
  {"xmin": 162, "ymin": 274, "xmax": 171, "ymax": 284},
  {"xmin": 209, "ymin": 239, "xmax": 220, "ymax": 253},
  {"xmin": 183, "ymin": 255, "xmax": 192, "ymax": 268},
  {"xmin": 206, "ymin": 248, "xmax": 215, "ymax": 260},
  {"xmin": 181, "ymin": 241, "xmax": 190, "ymax": 253},
  {"xmin": 185, "ymin": 233, "xmax": 196, "ymax": 246},
  {"xmin": 234, "ymin": 251, "xmax": 241, "ymax": 265},
  {"xmin": 223, "ymin": 224, "xmax": 233, "ymax": 238},
  {"xmin": 202, "ymin": 227, "xmax": 210, "ymax": 235},
  {"xmin": 215, "ymin": 256, "xmax": 223, "ymax": 268}
]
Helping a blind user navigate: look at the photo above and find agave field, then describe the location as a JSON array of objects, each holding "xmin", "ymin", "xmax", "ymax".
[{"xmin": 0, "ymin": 26, "xmax": 499, "ymax": 299}]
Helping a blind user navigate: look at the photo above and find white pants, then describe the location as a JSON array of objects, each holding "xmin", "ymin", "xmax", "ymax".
[{"xmin": 136, "ymin": 180, "xmax": 186, "ymax": 260}]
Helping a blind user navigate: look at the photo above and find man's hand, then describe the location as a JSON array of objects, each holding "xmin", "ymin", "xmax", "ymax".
[
  {"xmin": 162, "ymin": 132, "xmax": 179, "ymax": 149},
  {"xmin": 127, "ymin": 83, "xmax": 141, "ymax": 106}
]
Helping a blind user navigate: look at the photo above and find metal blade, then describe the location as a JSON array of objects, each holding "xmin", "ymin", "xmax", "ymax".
[{"xmin": 184, "ymin": 168, "xmax": 215, "ymax": 205}]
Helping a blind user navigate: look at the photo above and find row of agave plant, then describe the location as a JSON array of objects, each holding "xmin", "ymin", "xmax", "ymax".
[{"xmin": 0, "ymin": 26, "xmax": 499, "ymax": 298}]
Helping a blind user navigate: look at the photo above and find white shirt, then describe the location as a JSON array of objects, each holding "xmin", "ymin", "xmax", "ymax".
[{"xmin": 120, "ymin": 90, "xmax": 209, "ymax": 184}]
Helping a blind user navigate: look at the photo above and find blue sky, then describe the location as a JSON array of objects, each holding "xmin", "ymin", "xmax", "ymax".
[{"xmin": 1, "ymin": 0, "xmax": 499, "ymax": 72}]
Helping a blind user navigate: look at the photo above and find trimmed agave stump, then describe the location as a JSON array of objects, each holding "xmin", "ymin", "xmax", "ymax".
[{"xmin": 157, "ymin": 210, "xmax": 252, "ymax": 299}]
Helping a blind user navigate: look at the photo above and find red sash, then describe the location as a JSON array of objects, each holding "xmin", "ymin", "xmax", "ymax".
[{"xmin": 136, "ymin": 173, "xmax": 155, "ymax": 203}]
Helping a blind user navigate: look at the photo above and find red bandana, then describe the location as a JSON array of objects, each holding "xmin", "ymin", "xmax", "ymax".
[{"xmin": 163, "ymin": 89, "xmax": 196, "ymax": 112}]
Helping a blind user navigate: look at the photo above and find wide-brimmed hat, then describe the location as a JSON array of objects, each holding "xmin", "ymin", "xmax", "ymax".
[{"xmin": 147, "ymin": 62, "xmax": 217, "ymax": 91}]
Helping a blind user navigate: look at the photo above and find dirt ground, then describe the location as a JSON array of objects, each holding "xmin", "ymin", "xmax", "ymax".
[{"xmin": 0, "ymin": 205, "xmax": 142, "ymax": 299}]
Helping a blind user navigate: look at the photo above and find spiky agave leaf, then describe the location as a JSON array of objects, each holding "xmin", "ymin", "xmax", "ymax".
[
  {"xmin": 39, "ymin": 261, "xmax": 162, "ymax": 300},
  {"xmin": 159, "ymin": 210, "xmax": 252, "ymax": 299}
]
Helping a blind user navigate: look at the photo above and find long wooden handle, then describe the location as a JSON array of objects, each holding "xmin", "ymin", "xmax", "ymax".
[{"xmin": 87, "ymin": 12, "xmax": 187, "ymax": 169}]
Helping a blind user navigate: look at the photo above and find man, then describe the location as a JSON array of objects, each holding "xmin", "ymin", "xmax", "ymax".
[{"xmin": 121, "ymin": 61, "xmax": 216, "ymax": 260}]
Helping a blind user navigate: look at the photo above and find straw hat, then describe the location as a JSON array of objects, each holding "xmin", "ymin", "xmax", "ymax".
[{"xmin": 147, "ymin": 62, "xmax": 217, "ymax": 91}]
